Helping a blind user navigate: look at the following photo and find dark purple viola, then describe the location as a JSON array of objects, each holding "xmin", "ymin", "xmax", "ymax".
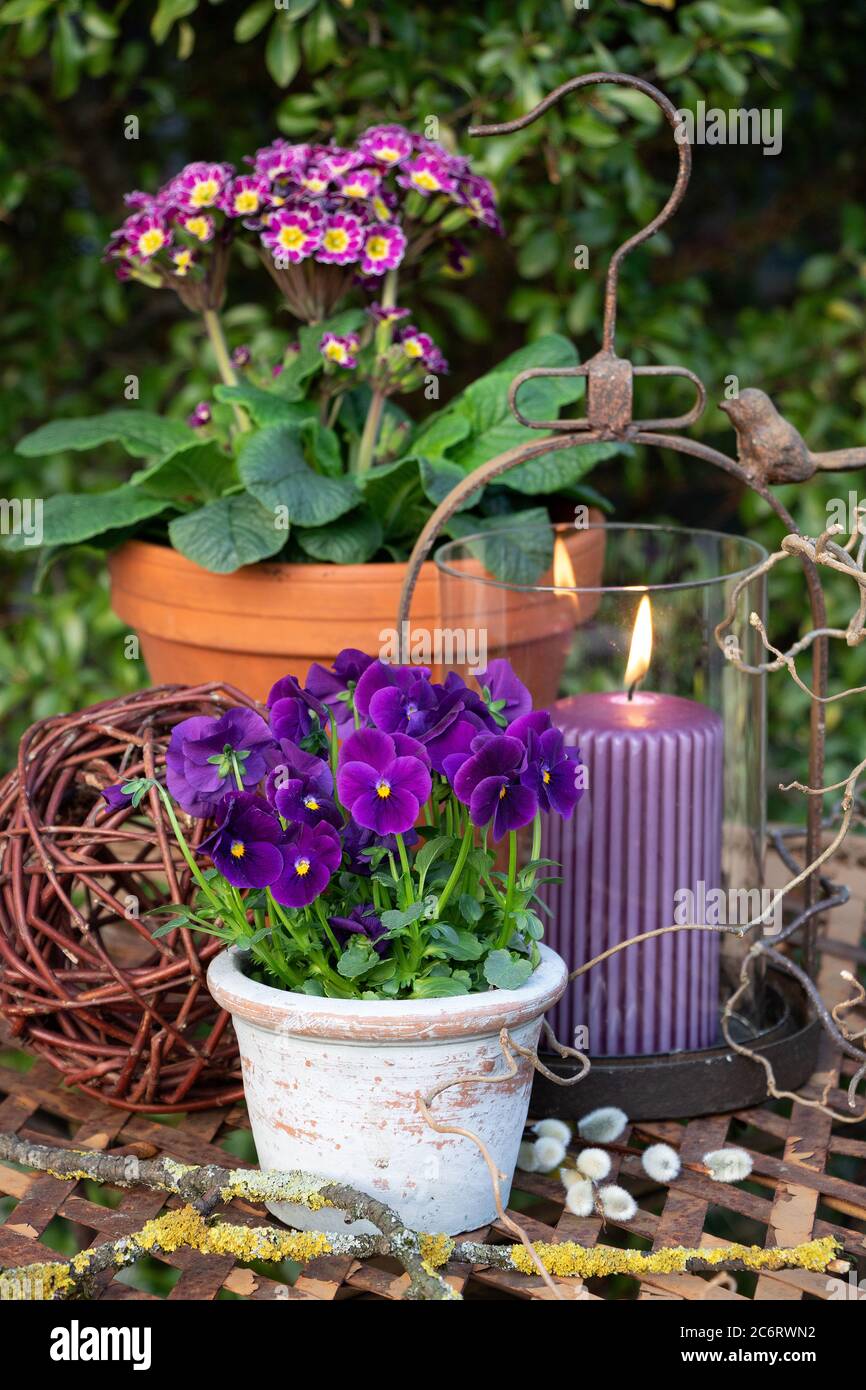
[
  {"xmin": 266, "ymin": 741, "xmax": 341, "ymax": 829},
  {"xmin": 199, "ymin": 792, "xmax": 284, "ymax": 889},
  {"xmin": 368, "ymin": 674, "xmax": 439, "ymax": 740},
  {"xmin": 328, "ymin": 904, "xmax": 388, "ymax": 956},
  {"xmin": 337, "ymin": 727, "xmax": 431, "ymax": 835},
  {"xmin": 353, "ymin": 660, "xmax": 429, "ymax": 723},
  {"xmin": 166, "ymin": 707, "xmax": 279, "ymax": 818},
  {"xmin": 101, "ymin": 783, "xmax": 135, "ymax": 812},
  {"xmin": 270, "ymin": 820, "xmax": 342, "ymax": 908},
  {"xmin": 306, "ymin": 648, "xmax": 375, "ymax": 735},
  {"xmin": 521, "ymin": 726, "xmax": 584, "ymax": 818},
  {"xmin": 453, "ymin": 733, "xmax": 538, "ymax": 839},
  {"xmin": 476, "ymin": 659, "xmax": 531, "ymax": 728},
  {"xmin": 342, "ymin": 821, "xmax": 419, "ymax": 875}
]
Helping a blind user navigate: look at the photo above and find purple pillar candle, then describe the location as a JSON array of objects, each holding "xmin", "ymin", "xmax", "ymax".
[{"xmin": 541, "ymin": 690, "xmax": 723, "ymax": 1056}]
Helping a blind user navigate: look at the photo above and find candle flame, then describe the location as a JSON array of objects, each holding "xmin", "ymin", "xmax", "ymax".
[
  {"xmin": 553, "ymin": 536, "xmax": 577, "ymax": 590},
  {"xmin": 624, "ymin": 594, "xmax": 653, "ymax": 690}
]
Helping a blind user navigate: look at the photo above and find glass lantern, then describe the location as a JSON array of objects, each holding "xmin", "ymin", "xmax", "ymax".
[{"xmin": 434, "ymin": 521, "xmax": 769, "ymax": 1064}]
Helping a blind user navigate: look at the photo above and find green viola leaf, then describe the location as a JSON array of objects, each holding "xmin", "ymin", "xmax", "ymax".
[
  {"xmin": 295, "ymin": 507, "xmax": 383, "ymax": 564},
  {"xmin": 3, "ymin": 485, "xmax": 169, "ymax": 551},
  {"xmin": 411, "ymin": 975, "xmax": 469, "ymax": 998},
  {"xmin": 483, "ymin": 949, "xmax": 533, "ymax": 992},
  {"xmin": 16, "ymin": 410, "xmax": 194, "ymax": 461},
  {"xmin": 446, "ymin": 506, "xmax": 553, "ymax": 585},
  {"xmin": 381, "ymin": 901, "xmax": 426, "ymax": 932},
  {"xmin": 168, "ymin": 493, "xmax": 285, "ymax": 573},
  {"xmin": 130, "ymin": 443, "xmax": 237, "ymax": 501},
  {"xmin": 437, "ymin": 927, "xmax": 485, "ymax": 962},
  {"xmin": 458, "ymin": 893, "xmax": 483, "ymax": 923},
  {"xmin": 214, "ymin": 384, "xmax": 317, "ymax": 429},
  {"xmin": 336, "ymin": 940, "xmax": 379, "ymax": 979},
  {"xmin": 238, "ymin": 424, "xmax": 359, "ymax": 526}
]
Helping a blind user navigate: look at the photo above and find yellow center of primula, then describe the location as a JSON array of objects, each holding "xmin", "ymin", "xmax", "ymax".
[
  {"xmin": 304, "ymin": 796, "xmax": 320, "ymax": 811},
  {"xmin": 304, "ymin": 177, "xmax": 327, "ymax": 193},
  {"xmin": 138, "ymin": 228, "xmax": 165, "ymax": 257},
  {"xmin": 403, "ymin": 338, "xmax": 424, "ymax": 359},
  {"xmin": 234, "ymin": 190, "xmax": 259, "ymax": 214},
  {"xmin": 295, "ymin": 857, "xmax": 311, "ymax": 877},
  {"xmin": 279, "ymin": 225, "xmax": 305, "ymax": 251},
  {"xmin": 412, "ymin": 170, "xmax": 440, "ymax": 191},
  {"xmin": 366, "ymin": 235, "xmax": 388, "ymax": 260},
  {"xmin": 323, "ymin": 228, "xmax": 349, "ymax": 253},
  {"xmin": 542, "ymin": 769, "xmax": 551, "ymax": 784},
  {"xmin": 191, "ymin": 179, "xmax": 219, "ymax": 207},
  {"xmin": 376, "ymin": 781, "xmax": 392, "ymax": 799},
  {"xmin": 372, "ymin": 197, "xmax": 391, "ymax": 221},
  {"xmin": 185, "ymin": 217, "xmax": 210, "ymax": 240},
  {"xmin": 380, "ymin": 147, "xmax": 400, "ymax": 163},
  {"xmin": 325, "ymin": 343, "xmax": 347, "ymax": 363},
  {"xmin": 173, "ymin": 250, "xmax": 193, "ymax": 276},
  {"xmin": 230, "ymin": 840, "xmax": 245, "ymax": 859}
]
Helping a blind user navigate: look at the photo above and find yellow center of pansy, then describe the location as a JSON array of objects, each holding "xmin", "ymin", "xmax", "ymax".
[
  {"xmin": 499, "ymin": 786, "xmax": 507, "ymax": 799},
  {"xmin": 542, "ymin": 769, "xmax": 551, "ymax": 784},
  {"xmin": 191, "ymin": 179, "xmax": 219, "ymax": 207},
  {"xmin": 294, "ymin": 858, "xmax": 311, "ymax": 877},
  {"xmin": 138, "ymin": 228, "xmax": 165, "ymax": 257},
  {"xmin": 185, "ymin": 217, "xmax": 210, "ymax": 240},
  {"xmin": 234, "ymin": 190, "xmax": 259, "ymax": 214},
  {"xmin": 323, "ymin": 228, "xmax": 349, "ymax": 253},
  {"xmin": 304, "ymin": 796, "xmax": 320, "ymax": 811},
  {"xmin": 365, "ymin": 235, "xmax": 388, "ymax": 260},
  {"xmin": 230, "ymin": 841, "xmax": 245, "ymax": 859},
  {"xmin": 376, "ymin": 782, "xmax": 392, "ymax": 799},
  {"xmin": 278, "ymin": 225, "xmax": 305, "ymax": 251}
]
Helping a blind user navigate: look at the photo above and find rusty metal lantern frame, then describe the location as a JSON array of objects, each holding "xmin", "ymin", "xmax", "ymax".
[{"xmin": 397, "ymin": 71, "xmax": 865, "ymax": 1117}]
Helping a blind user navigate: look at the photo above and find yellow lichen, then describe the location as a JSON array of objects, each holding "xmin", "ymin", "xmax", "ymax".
[
  {"xmin": 508, "ymin": 1235, "xmax": 842, "ymax": 1278},
  {"xmin": 419, "ymin": 1233, "xmax": 455, "ymax": 1270},
  {"xmin": 135, "ymin": 1205, "xmax": 332, "ymax": 1264},
  {"xmin": 218, "ymin": 1167, "xmax": 332, "ymax": 1211}
]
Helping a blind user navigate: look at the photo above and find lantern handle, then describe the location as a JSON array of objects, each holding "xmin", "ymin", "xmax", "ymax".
[{"xmin": 470, "ymin": 71, "xmax": 691, "ymax": 354}]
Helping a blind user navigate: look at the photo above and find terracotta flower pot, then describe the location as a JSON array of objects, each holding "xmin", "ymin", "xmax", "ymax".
[
  {"xmin": 207, "ymin": 944, "xmax": 567, "ymax": 1235},
  {"xmin": 108, "ymin": 519, "xmax": 605, "ymax": 704}
]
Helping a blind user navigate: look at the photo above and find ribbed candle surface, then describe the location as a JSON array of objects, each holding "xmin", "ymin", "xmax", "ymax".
[{"xmin": 541, "ymin": 691, "xmax": 723, "ymax": 1057}]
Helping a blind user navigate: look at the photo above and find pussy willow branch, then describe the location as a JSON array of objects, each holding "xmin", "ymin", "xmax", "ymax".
[{"xmin": 0, "ymin": 1134, "xmax": 847, "ymax": 1299}]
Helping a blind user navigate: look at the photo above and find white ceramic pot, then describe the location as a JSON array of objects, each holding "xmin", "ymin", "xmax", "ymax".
[{"xmin": 208, "ymin": 945, "xmax": 567, "ymax": 1236}]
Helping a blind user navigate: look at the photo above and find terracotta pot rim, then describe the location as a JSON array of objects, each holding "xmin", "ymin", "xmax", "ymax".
[
  {"xmin": 111, "ymin": 537, "xmax": 436, "ymax": 580},
  {"xmin": 207, "ymin": 943, "xmax": 567, "ymax": 1044}
]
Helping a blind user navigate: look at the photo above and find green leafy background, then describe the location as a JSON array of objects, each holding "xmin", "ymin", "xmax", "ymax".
[{"xmin": 1, "ymin": 0, "xmax": 864, "ymax": 808}]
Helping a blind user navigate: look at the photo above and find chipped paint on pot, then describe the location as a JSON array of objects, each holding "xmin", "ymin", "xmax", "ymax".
[{"xmin": 208, "ymin": 945, "xmax": 567, "ymax": 1235}]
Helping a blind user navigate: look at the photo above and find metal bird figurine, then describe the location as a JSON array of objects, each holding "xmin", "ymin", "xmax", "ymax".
[{"xmin": 719, "ymin": 388, "xmax": 866, "ymax": 484}]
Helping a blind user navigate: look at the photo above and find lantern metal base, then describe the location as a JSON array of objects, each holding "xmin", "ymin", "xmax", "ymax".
[{"xmin": 530, "ymin": 967, "xmax": 820, "ymax": 1121}]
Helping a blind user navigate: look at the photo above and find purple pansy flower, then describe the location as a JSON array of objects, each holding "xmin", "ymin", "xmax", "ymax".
[
  {"xmin": 453, "ymin": 734, "xmax": 538, "ymax": 839},
  {"xmin": 520, "ymin": 725, "xmax": 583, "ymax": 819},
  {"xmin": 329, "ymin": 905, "xmax": 389, "ymax": 956},
  {"xmin": 165, "ymin": 707, "xmax": 279, "ymax": 818},
  {"xmin": 305, "ymin": 648, "xmax": 375, "ymax": 734},
  {"xmin": 477, "ymin": 659, "xmax": 532, "ymax": 727},
  {"xmin": 337, "ymin": 728, "xmax": 431, "ymax": 835},
  {"xmin": 319, "ymin": 331, "xmax": 360, "ymax": 368},
  {"xmin": 342, "ymin": 822, "xmax": 418, "ymax": 875},
  {"xmin": 354, "ymin": 660, "xmax": 429, "ymax": 722},
  {"xmin": 101, "ymin": 783, "xmax": 134, "ymax": 812},
  {"xmin": 261, "ymin": 207, "xmax": 322, "ymax": 263},
  {"xmin": 267, "ymin": 742, "xmax": 341, "ymax": 829},
  {"xmin": 271, "ymin": 821, "xmax": 341, "ymax": 908},
  {"xmin": 199, "ymin": 792, "xmax": 284, "ymax": 889},
  {"xmin": 360, "ymin": 223, "xmax": 406, "ymax": 276},
  {"xmin": 358, "ymin": 123, "xmax": 414, "ymax": 167}
]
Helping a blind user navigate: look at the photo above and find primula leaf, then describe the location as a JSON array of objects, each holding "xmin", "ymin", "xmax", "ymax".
[
  {"xmin": 417, "ymin": 457, "xmax": 483, "ymax": 510},
  {"xmin": 214, "ymin": 385, "xmax": 317, "ymax": 429},
  {"xmin": 238, "ymin": 425, "xmax": 359, "ymax": 527},
  {"xmin": 130, "ymin": 443, "xmax": 237, "ymax": 501},
  {"xmin": 3, "ymin": 486, "xmax": 169, "ymax": 550},
  {"xmin": 446, "ymin": 506, "xmax": 553, "ymax": 585},
  {"xmin": 295, "ymin": 508, "xmax": 383, "ymax": 563},
  {"xmin": 498, "ymin": 440, "xmax": 621, "ymax": 495},
  {"xmin": 273, "ymin": 312, "xmax": 364, "ymax": 401},
  {"xmin": 168, "ymin": 493, "xmax": 285, "ymax": 573},
  {"xmin": 16, "ymin": 410, "xmax": 194, "ymax": 461},
  {"xmin": 483, "ymin": 949, "xmax": 533, "ymax": 991}
]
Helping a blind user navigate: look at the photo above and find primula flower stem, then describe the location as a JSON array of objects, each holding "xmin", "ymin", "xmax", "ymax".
[
  {"xmin": 201, "ymin": 308, "xmax": 249, "ymax": 433},
  {"xmin": 355, "ymin": 268, "xmax": 399, "ymax": 474}
]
